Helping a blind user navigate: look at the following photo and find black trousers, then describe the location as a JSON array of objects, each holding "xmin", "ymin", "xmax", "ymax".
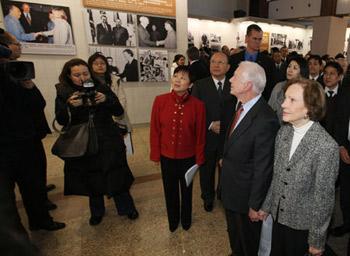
[
  {"xmin": 160, "ymin": 156, "xmax": 194, "ymax": 228},
  {"xmin": 199, "ymin": 149, "xmax": 220, "ymax": 203},
  {"xmin": 89, "ymin": 191, "xmax": 136, "ymax": 217},
  {"xmin": 225, "ymin": 209, "xmax": 261, "ymax": 256},
  {"xmin": 0, "ymin": 141, "xmax": 51, "ymax": 227},
  {"xmin": 339, "ymin": 163, "xmax": 350, "ymax": 227},
  {"xmin": 34, "ymin": 139, "xmax": 49, "ymax": 201},
  {"xmin": 271, "ymin": 222, "xmax": 308, "ymax": 256}
]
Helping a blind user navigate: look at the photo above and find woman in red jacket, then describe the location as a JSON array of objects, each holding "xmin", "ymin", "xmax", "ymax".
[{"xmin": 150, "ymin": 65, "xmax": 206, "ymax": 232}]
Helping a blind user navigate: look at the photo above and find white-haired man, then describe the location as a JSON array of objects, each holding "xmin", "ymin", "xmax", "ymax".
[
  {"xmin": 220, "ymin": 61, "xmax": 279, "ymax": 256},
  {"xmin": 138, "ymin": 16, "xmax": 156, "ymax": 47}
]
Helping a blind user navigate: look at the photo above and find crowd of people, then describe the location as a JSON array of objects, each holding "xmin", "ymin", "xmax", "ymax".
[{"xmin": 1, "ymin": 21, "xmax": 350, "ymax": 256}]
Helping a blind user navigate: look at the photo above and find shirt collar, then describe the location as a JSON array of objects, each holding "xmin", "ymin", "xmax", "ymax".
[
  {"xmin": 241, "ymin": 94, "xmax": 261, "ymax": 113},
  {"xmin": 325, "ymin": 85, "xmax": 339, "ymax": 95},
  {"xmin": 212, "ymin": 77, "xmax": 225, "ymax": 89},
  {"xmin": 244, "ymin": 51, "xmax": 258, "ymax": 62},
  {"xmin": 309, "ymin": 74, "xmax": 319, "ymax": 80}
]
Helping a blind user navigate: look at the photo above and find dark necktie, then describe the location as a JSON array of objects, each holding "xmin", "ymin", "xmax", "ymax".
[
  {"xmin": 217, "ymin": 81, "xmax": 223, "ymax": 98},
  {"xmin": 229, "ymin": 103, "xmax": 243, "ymax": 136},
  {"xmin": 328, "ymin": 90, "xmax": 334, "ymax": 98}
]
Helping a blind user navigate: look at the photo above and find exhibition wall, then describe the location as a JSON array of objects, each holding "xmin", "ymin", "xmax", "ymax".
[{"xmin": 0, "ymin": 0, "xmax": 188, "ymax": 125}]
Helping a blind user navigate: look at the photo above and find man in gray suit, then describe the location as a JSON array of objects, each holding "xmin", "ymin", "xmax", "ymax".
[
  {"xmin": 192, "ymin": 52, "xmax": 235, "ymax": 212},
  {"xmin": 138, "ymin": 16, "xmax": 156, "ymax": 47},
  {"xmin": 220, "ymin": 61, "xmax": 279, "ymax": 256}
]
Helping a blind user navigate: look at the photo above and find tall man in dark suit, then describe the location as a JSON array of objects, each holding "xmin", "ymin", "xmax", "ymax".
[
  {"xmin": 192, "ymin": 52, "xmax": 235, "ymax": 212},
  {"xmin": 113, "ymin": 18, "xmax": 129, "ymax": 46},
  {"xmin": 19, "ymin": 3, "xmax": 41, "ymax": 34},
  {"xmin": 187, "ymin": 46, "xmax": 210, "ymax": 85},
  {"xmin": 220, "ymin": 61, "xmax": 279, "ymax": 256},
  {"xmin": 96, "ymin": 15, "xmax": 113, "ymax": 45},
  {"xmin": 227, "ymin": 24, "xmax": 276, "ymax": 100},
  {"xmin": 271, "ymin": 49, "xmax": 284, "ymax": 83}
]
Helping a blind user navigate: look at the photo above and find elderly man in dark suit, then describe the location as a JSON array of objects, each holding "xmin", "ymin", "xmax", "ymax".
[
  {"xmin": 220, "ymin": 61, "xmax": 279, "ymax": 256},
  {"xmin": 96, "ymin": 15, "xmax": 113, "ymax": 45},
  {"xmin": 112, "ymin": 18, "xmax": 129, "ymax": 46},
  {"xmin": 192, "ymin": 52, "xmax": 235, "ymax": 212},
  {"xmin": 227, "ymin": 24, "xmax": 276, "ymax": 100},
  {"xmin": 138, "ymin": 16, "xmax": 156, "ymax": 47}
]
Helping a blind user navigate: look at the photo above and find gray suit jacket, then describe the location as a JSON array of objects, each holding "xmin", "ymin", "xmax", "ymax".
[{"xmin": 262, "ymin": 122, "xmax": 339, "ymax": 250}]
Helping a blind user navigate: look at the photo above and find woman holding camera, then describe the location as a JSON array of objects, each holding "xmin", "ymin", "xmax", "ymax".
[{"xmin": 55, "ymin": 58, "xmax": 138, "ymax": 226}]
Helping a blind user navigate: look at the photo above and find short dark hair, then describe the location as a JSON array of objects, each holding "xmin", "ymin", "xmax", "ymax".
[
  {"xmin": 324, "ymin": 61, "xmax": 343, "ymax": 75},
  {"xmin": 270, "ymin": 47, "xmax": 280, "ymax": 53},
  {"xmin": 246, "ymin": 24, "xmax": 262, "ymax": 36},
  {"xmin": 173, "ymin": 54, "xmax": 185, "ymax": 63},
  {"xmin": 308, "ymin": 54, "xmax": 322, "ymax": 66},
  {"xmin": 173, "ymin": 65, "xmax": 193, "ymax": 83},
  {"xmin": 335, "ymin": 53, "xmax": 345, "ymax": 59},
  {"xmin": 286, "ymin": 56, "xmax": 309, "ymax": 79},
  {"xmin": 59, "ymin": 58, "xmax": 91, "ymax": 86},
  {"xmin": 186, "ymin": 46, "xmax": 199, "ymax": 61},
  {"xmin": 284, "ymin": 78, "xmax": 326, "ymax": 121},
  {"xmin": 123, "ymin": 49, "xmax": 134, "ymax": 57}
]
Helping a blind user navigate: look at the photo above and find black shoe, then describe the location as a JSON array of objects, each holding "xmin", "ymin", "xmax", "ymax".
[
  {"xmin": 30, "ymin": 221, "xmax": 66, "ymax": 231},
  {"xmin": 127, "ymin": 209, "xmax": 139, "ymax": 220},
  {"xmin": 46, "ymin": 200, "xmax": 57, "ymax": 211},
  {"xmin": 169, "ymin": 223, "xmax": 178, "ymax": 232},
  {"xmin": 330, "ymin": 225, "xmax": 350, "ymax": 237},
  {"xmin": 89, "ymin": 216, "xmax": 103, "ymax": 226},
  {"xmin": 204, "ymin": 201, "xmax": 213, "ymax": 212},
  {"xmin": 182, "ymin": 223, "xmax": 191, "ymax": 231},
  {"xmin": 46, "ymin": 184, "xmax": 56, "ymax": 192}
]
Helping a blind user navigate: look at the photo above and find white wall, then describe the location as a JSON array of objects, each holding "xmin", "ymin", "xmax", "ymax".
[
  {"xmin": 188, "ymin": 18, "xmax": 312, "ymax": 56},
  {"xmin": 0, "ymin": 0, "xmax": 188, "ymax": 126},
  {"xmin": 337, "ymin": 0, "xmax": 350, "ymax": 15}
]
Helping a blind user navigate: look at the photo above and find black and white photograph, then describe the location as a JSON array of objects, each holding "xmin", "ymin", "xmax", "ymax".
[
  {"xmin": 1, "ymin": 0, "xmax": 76, "ymax": 55},
  {"xmin": 139, "ymin": 49, "xmax": 169, "ymax": 82},
  {"xmin": 288, "ymin": 38, "xmax": 304, "ymax": 52},
  {"xmin": 209, "ymin": 33, "xmax": 221, "ymax": 51},
  {"xmin": 84, "ymin": 8, "xmax": 137, "ymax": 47},
  {"xmin": 188, "ymin": 31, "xmax": 194, "ymax": 48},
  {"xmin": 137, "ymin": 15, "xmax": 176, "ymax": 49},
  {"xmin": 270, "ymin": 33, "xmax": 287, "ymax": 48},
  {"xmin": 89, "ymin": 46, "xmax": 139, "ymax": 82},
  {"xmin": 200, "ymin": 33, "xmax": 210, "ymax": 48}
]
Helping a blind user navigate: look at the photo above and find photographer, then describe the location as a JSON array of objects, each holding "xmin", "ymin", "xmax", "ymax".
[
  {"xmin": 0, "ymin": 30, "xmax": 65, "ymax": 254},
  {"xmin": 55, "ymin": 58, "xmax": 138, "ymax": 226}
]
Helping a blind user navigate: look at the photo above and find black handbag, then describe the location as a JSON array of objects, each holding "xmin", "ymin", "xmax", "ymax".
[{"xmin": 51, "ymin": 109, "xmax": 98, "ymax": 159}]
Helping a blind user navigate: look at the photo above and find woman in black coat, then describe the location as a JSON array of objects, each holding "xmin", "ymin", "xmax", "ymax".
[{"xmin": 55, "ymin": 58, "xmax": 138, "ymax": 225}]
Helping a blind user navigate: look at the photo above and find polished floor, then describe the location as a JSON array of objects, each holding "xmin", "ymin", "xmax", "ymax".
[{"xmin": 16, "ymin": 125, "xmax": 349, "ymax": 255}]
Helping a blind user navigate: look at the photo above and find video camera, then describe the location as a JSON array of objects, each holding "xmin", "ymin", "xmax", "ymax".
[{"xmin": 0, "ymin": 61, "xmax": 35, "ymax": 81}]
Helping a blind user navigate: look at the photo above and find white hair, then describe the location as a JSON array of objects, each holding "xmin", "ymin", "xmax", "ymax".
[{"xmin": 238, "ymin": 61, "xmax": 266, "ymax": 94}]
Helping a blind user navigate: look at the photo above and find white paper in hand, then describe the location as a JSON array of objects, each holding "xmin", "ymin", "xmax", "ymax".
[{"xmin": 185, "ymin": 164, "xmax": 199, "ymax": 187}]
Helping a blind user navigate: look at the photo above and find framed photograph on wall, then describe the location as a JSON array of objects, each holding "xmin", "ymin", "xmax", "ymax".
[
  {"xmin": 270, "ymin": 33, "xmax": 287, "ymax": 48},
  {"xmin": 89, "ymin": 46, "xmax": 139, "ymax": 82},
  {"xmin": 83, "ymin": 8, "xmax": 137, "ymax": 47},
  {"xmin": 139, "ymin": 49, "xmax": 169, "ymax": 82},
  {"xmin": 137, "ymin": 15, "xmax": 176, "ymax": 49},
  {"xmin": 1, "ymin": 0, "xmax": 76, "ymax": 55}
]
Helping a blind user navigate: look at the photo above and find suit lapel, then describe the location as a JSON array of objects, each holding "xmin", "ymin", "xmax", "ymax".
[{"xmin": 224, "ymin": 98, "xmax": 263, "ymax": 150}]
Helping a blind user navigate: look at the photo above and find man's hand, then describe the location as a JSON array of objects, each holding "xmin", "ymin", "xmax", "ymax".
[
  {"xmin": 210, "ymin": 121, "xmax": 221, "ymax": 134},
  {"xmin": 21, "ymin": 80, "xmax": 35, "ymax": 89},
  {"xmin": 340, "ymin": 146, "xmax": 350, "ymax": 164},
  {"xmin": 257, "ymin": 210, "xmax": 268, "ymax": 221},
  {"xmin": 248, "ymin": 208, "xmax": 260, "ymax": 222},
  {"xmin": 309, "ymin": 246, "xmax": 323, "ymax": 256}
]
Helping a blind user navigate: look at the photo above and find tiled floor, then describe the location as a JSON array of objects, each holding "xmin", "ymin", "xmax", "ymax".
[{"xmin": 16, "ymin": 125, "xmax": 349, "ymax": 255}]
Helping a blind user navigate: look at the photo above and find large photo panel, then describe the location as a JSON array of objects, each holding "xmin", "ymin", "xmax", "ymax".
[
  {"xmin": 137, "ymin": 15, "xmax": 176, "ymax": 49},
  {"xmin": 1, "ymin": 0, "xmax": 76, "ymax": 55},
  {"xmin": 89, "ymin": 46, "xmax": 139, "ymax": 82},
  {"xmin": 84, "ymin": 8, "xmax": 137, "ymax": 47}
]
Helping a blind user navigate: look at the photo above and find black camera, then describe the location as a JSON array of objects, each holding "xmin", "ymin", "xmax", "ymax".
[
  {"xmin": 81, "ymin": 79, "xmax": 96, "ymax": 105},
  {"xmin": 0, "ymin": 61, "xmax": 35, "ymax": 82}
]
